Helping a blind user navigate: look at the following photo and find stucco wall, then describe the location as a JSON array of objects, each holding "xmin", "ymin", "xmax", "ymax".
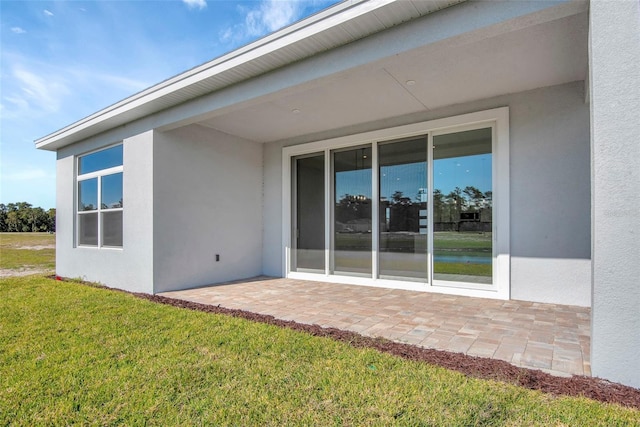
[
  {"xmin": 589, "ymin": 0, "xmax": 640, "ymax": 389},
  {"xmin": 152, "ymin": 125, "xmax": 263, "ymax": 293},
  {"xmin": 263, "ymin": 81, "xmax": 591, "ymax": 306},
  {"xmin": 55, "ymin": 131, "xmax": 155, "ymax": 293}
]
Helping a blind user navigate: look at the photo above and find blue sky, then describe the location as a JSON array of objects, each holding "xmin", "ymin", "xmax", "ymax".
[{"xmin": 0, "ymin": 0, "xmax": 338, "ymax": 209}]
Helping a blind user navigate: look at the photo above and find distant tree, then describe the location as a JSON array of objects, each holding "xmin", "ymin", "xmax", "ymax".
[
  {"xmin": 6, "ymin": 203, "xmax": 19, "ymax": 231},
  {"xmin": 47, "ymin": 208, "xmax": 56, "ymax": 232},
  {"xmin": 0, "ymin": 204, "xmax": 7, "ymax": 232},
  {"xmin": 0, "ymin": 202, "xmax": 55, "ymax": 232}
]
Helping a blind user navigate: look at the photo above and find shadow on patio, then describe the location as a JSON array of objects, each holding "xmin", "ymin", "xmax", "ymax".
[{"xmin": 159, "ymin": 276, "xmax": 591, "ymax": 377}]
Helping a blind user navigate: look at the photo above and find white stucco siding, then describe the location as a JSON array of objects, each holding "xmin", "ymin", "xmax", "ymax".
[
  {"xmin": 263, "ymin": 81, "xmax": 591, "ymax": 306},
  {"xmin": 152, "ymin": 125, "xmax": 263, "ymax": 293},
  {"xmin": 55, "ymin": 131, "xmax": 155, "ymax": 293},
  {"xmin": 589, "ymin": 0, "xmax": 640, "ymax": 389}
]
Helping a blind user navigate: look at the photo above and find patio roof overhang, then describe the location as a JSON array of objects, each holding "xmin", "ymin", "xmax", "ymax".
[{"xmin": 35, "ymin": 0, "xmax": 588, "ymax": 151}]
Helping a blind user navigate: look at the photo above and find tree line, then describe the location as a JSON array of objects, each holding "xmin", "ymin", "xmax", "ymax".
[{"xmin": 0, "ymin": 202, "xmax": 56, "ymax": 232}]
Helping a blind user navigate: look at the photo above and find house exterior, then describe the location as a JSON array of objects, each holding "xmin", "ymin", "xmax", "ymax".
[{"xmin": 36, "ymin": 0, "xmax": 639, "ymax": 388}]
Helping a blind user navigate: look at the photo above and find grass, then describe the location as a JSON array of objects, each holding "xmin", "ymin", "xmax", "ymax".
[
  {"xmin": 0, "ymin": 232, "xmax": 55, "ymax": 270},
  {"xmin": 2, "ymin": 276, "xmax": 640, "ymax": 425}
]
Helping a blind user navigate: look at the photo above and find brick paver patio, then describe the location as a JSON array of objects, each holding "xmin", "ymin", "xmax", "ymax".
[{"xmin": 160, "ymin": 277, "xmax": 591, "ymax": 377}]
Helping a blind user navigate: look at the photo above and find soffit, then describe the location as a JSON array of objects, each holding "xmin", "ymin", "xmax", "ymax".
[{"xmin": 197, "ymin": 11, "xmax": 589, "ymax": 143}]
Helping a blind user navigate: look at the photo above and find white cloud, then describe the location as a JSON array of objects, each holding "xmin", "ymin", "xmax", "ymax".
[
  {"xmin": 221, "ymin": 0, "xmax": 303, "ymax": 44},
  {"xmin": 43, "ymin": 9, "xmax": 54, "ymax": 16},
  {"xmin": 12, "ymin": 67, "xmax": 68, "ymax": 113},
  {"xmin": 183, "ymin": 0, "xmax": 207, "ymax": 10},
  {"xmin": 0, "ymin": 51, "xmax": 154, "ymax": 124},
  {"xmin": 259, "ymin": 0, "xmax": 300, "ymax": 33},
  {"xmin": 220, "ymin": 27, "xmax": 233, "ymax": 42},
  {"xmin": 2, "ymin": 96, "xmax": 30, "ymax": 111},
  {"xmin": 11, "ymin": 27, "xmax": 26, "ymax": 34}
]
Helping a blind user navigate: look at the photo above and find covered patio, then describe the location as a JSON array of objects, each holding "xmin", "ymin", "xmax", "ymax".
[{"xmin": 160, "ymin": 277, "xmax": 591, "ymax": 377}]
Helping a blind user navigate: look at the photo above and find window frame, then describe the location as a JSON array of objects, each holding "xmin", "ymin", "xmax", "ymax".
[
  {"xmin": 75, "ymin": 144, "xmax": 124, "ymax": 249},
  {"xmin": 282, "ymin": 107, "xmax": 510, "ymax": 300}
]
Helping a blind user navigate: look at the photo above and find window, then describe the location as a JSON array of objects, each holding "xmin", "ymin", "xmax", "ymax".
[
  {"xmin": 77, "ymin": 145, "xmax": 123, "ymax": 247},
  {"xmin": 284, "ymin": 108, "xmax": 510, "ymax": 299},
  {"xmin": 290, "ymin": 132, "xmax": 492, "ymax": 285},
  {"xmin": 291, "ymin": 153, "xmax": 325, "ymax": 273}
]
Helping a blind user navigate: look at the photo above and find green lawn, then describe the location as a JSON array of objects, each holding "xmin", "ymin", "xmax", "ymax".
[
  {"xmin": 0, "ymin": 232, "xmax": 55, "ymax": 270},
  {"xmin": 2, "ymin": 276, "xmax": 639, "ymax": 425}
]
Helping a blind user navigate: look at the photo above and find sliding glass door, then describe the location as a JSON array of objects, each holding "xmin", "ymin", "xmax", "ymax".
[
  {"xmin": 433, "ymin": 128, "xmax": 492, "ymax": 284},
  {"xmin": 379, "ymin": 138, "xmax": 428, "ymax": 281},
  {"xmin": 291, "ymin": 153, "xmax": 325, "ymax": 273},
  {"xmin": 289, "ymin": 124, "xmax": 495, "ymax": 289},
  {"xmin": 333, "ymin": 146, "xmax": 372, "ymax": 277}
]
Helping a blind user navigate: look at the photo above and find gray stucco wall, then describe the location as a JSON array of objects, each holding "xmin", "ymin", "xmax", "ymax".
[
  {"xmin": 55, "ymin": 131, "xmax": 155, "ymax": 293},
  {"xmin": 263, "ymin": 81, "xmax": 591, "ymax": 306},
  {"xmin": 589, "ymin": 0, "xmax": 640, "ymax": 389},
  {"xmin": 152, "ymin": 125, "xmax": 264, "ymax": 293},
  {"xmin": 508, "ymin": 82, "xmax": 591, "ymax": 306}
]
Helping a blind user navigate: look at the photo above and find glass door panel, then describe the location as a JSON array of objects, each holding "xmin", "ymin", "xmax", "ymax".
[
  {"xmin": 433, "ymin": 128, "xmax": 493, "ymax": 284},
  {"xmin": 379, "ymin": 138, "xmax": 428, "ymax": 281},
  {"xmin": 333, "ymin": 146, "xmax": 372, "ymax": 277},
  {"xmin": 292, "ymin": 154, "xmax": 325, "ymax": 273}
]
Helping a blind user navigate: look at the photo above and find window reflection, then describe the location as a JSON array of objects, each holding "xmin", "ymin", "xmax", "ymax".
[
  {"xmin": 292, "ymin": 154, "xmax": 325, "ymax": 273},
  {"xmin": 101, "ymin": 173, "xmax": 123, "ymax": 209},
  {"xmin": 433, "ymin": 128, "xmax": 492, "ymax": 284},
  {"xmin": 379, "ymin": 138, "xmax": 428, "ymax": 281},
  {"xmin": 78, "ymin": 178, "xmax": 98, "ymax": 211},
  {"xmin": 333, "ymin": 146, "xmax": 372, "ymax": 277},
  {"xmin": 79, "ymin": 145, "xmax": 123, "ymax": 175}
]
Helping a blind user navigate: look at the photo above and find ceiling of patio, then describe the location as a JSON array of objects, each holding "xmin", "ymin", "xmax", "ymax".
[{"xmin": 196, "ymin": 10, "xmax": 588, "ymax": 144}]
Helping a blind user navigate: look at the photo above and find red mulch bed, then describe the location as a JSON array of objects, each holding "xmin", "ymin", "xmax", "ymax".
[{"xmin": 51, "ymin": 276, "xmax": 640, "ymax": 409}]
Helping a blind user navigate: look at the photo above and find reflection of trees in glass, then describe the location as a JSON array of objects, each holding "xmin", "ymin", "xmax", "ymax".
[
  {"xmin": 433, "ymin": 185, "xmax": 492, "ymax": 231},
  {"xmin": 101, "ymin": 199, "xmax": 123, "ymax": 210},
  {"xmin": 336, "ymin": 194, "xmax": 371, "ymax": 220},
  {"xmin": 381, "ymin": 191, "xmax": 423, "ymax": 233},
  {"xmin": 336, "ymin": 186, "xmax": 491, "ymax": 234},
  {"xmin": 335, "ymin": 194, "xmax": 371, "ymax": 232},
  {"xmin": 446, "ymin": 187, "xmax": 463, "ymax": 222}
]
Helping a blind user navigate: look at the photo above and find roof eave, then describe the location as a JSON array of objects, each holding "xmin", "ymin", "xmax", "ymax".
[{"xmin": 35, "ymin": 0, "xmax": 466, "ymax": 151}]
